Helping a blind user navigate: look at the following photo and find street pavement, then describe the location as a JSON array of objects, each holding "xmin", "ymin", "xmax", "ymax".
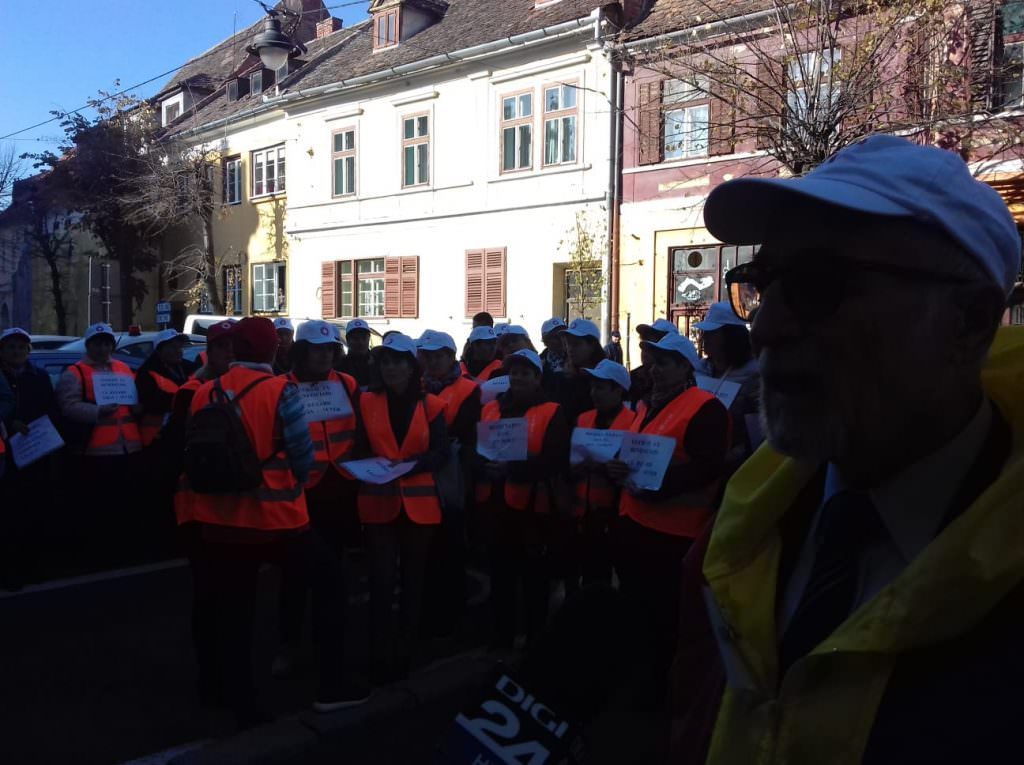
[{"xmin": 0, "ymin": 557, "xmax": 491, "ymax": 765}]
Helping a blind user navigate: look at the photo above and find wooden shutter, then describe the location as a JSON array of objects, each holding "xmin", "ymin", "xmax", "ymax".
[
  {"xmin": 465, "ymin": 250, "xmax": 484, "ymax": 316},
  {"xmin": 756, "ymin": 60, "xmax": 784, "ymax": 150},
  {"xmin": 384, "ymin": 257, "xmax": 401, "ymax": 317},
  {"xmin": 967, "ymin": 1, "xmax": 997, "ymax": 111},
  {"xmin": 400, "ymin": 256, "xmax": 419, "ymax": 318},
  {"xmin": 321, "ymin": 261, "xmax": 337, "ymax": 319},
  {"xmin": 484, "ymin": 248, "xmax": 506, "ymax": 317},
  {"xmin": 637, "ymin": 80, "xmax": 664, "ymax": 165},
  {"xmin": 709, "ymin": 85, "xmax": 736, "ymax": 157}
]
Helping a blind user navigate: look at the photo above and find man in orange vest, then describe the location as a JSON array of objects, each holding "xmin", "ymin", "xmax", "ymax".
[
  {"xmin": 354, "ymin": 332, "xmax": 448, "ymax": 683},
  {"xmin": 56, "ymin": 322, "xmax": 143, "ymax": 566},
  {"xmin": 136, "ymin": 329, "xmax": 190, "ymax": 447},
  {"xmin": 605, "ymin": 331, "xmax": 730, "ymax": 735},
  {"xmin": 571, "ymin": 359, "xmax": 636, "ymax": 586},
  {"xmin": 476, "ymin": 348, "xmax": 570, "ymax": 649}
]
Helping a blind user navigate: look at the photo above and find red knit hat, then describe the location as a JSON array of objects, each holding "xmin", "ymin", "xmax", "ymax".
[{"xmin": 231, "ymin": 317, "xmax": 278, "ymax": 362}]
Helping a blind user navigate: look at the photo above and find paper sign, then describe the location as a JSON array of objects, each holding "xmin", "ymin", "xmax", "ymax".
[
  {"xmin": 8, "ymin": 416, "xmax": 65, "ymax": 469},
  {"xmin": 297, "ymin": 380, "xmax": 353, "ymax": 423},
  {"xmin": 476, "ymin": 417, "xmax": 528, "ymax": 462},
  {"xmin": 92, "ymin": 372, "xmax": 138, "ymax": 406},
  {"xmin": 695, "ymin": 374, "xmax": 742, "ymax": 410},
  {"xmin": 619, "ymin": 432, "xmax": 676, "ymax": 491},
  {"xmin": 340, "ymin": 457, "xmax": 416, "ymax": 485},
  {"xmin": 570, "ymin": 427, "xmax": 626, "ymax": 466},
  {"xmin": 479, "ymin": 375, "xmax": 510, "ymax": 405}
]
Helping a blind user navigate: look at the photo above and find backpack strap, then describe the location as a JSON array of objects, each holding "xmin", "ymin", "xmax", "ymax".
[{"xmin": 213, "ymin": 374, "xmax": 273, "ymax": 408}]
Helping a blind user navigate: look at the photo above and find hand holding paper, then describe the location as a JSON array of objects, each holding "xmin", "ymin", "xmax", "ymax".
[
  {"xmin": 618, "ymin": 433, "xmax": 676, "ymax": 491},
  {"xmin": 340, "ymin": 457, "xmax": 416, "ymax": 484},
  {"xmin": 570, "ymin": 428, "xmax": 626, "ymax": 466},
  {"xmin": 476, "ymin": 418, "xmax": 528, "ymax": 462}
]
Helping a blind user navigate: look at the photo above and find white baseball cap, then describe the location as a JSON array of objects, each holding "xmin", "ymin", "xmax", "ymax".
[
  {"xmin": 693, "ymin": 301, "xmax": 750, "ymax": 332},
  {"xmin": 346, "ymin": 318, "xmax": 371, "ymax": 334},
  {"xmin": 504, "ymin": 325, "xmax": 529, "ymax": 338},
  {"xmin": 583, "ymin": 359, "xmax": 631, "ymax": 391},
  {"xmin": 468, "ymin": 326, "xmax": 498, "ymax": 343},
  {"xmin": 640, "ymin": 332, "xmax": 701, "ymax": 368},
  {"xmin": 84, "ymin": 323, "xmax": 116, "ymax": 343},
  {"xmin": 705, "ymin": 135, "xmax": 1021, "ymax": 295},
  {"xmin": 418, "ymin": 330, "xmax": 457, "ymax": 353},
  {"xmin": 0, "ymin": 328, "xmax": 31, "ymax": 344},
  {"xmin": 493, "ymin": 323, "xmax": 510, "ymax": 336},
  {"xmin": 503, "ymin": 348, "xmax": 543, "ymax": 373},
  {"xmin": 273, "ymin": 318, "xmax": 294, "ymax": 332},
  {"xmin": 296, "ymin": 319, "xmax": 340, "ymax": 345},
  {"xmin": 154, "ymin": 328, "xmax": 187, "ymax": 348},
  {"xmin": 564, "ymin": 318, "xmax": 600, "ymax": 341},
  {"xmin": 541, "ymin": 317, "xmax": 567, "ymax": 338},
  {"xmin": 636, "ymin": 318, "xmax": 678, "ymax": 337},
  {"xmin": 377, "ymin": 332, "xmax": 418, "ymax": 358}
]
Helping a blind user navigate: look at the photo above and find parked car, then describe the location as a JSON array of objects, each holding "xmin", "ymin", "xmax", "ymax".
[
  {"xmin": 29, "ymin": 335, "xmax": 78, "ymax": 350},
  {"xmin": 29, "ymin": 347, "xmax": 205, "ymax": 388},
  {"xmin": 183, "ymin": 314, "xmax": 357, "ymax": 341},
  {"xmin": 58, "ymin": 331, "xmax": 206, "ymax": 360}
]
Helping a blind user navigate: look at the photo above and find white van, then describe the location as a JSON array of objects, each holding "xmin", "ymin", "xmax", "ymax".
[{"xmin": 182, "ymin": 314, "xmax": 354, "ymax": 342}]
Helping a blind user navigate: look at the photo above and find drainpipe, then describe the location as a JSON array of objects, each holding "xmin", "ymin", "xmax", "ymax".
[{"xmin": 607, "ymin": 59, "xmax": 624, "ymax": 338}]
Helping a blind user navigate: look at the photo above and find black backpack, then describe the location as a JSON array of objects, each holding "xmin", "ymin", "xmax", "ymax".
[{"xmin": 183, "ymin": 375, "xmax": 272, "ymax": 494}]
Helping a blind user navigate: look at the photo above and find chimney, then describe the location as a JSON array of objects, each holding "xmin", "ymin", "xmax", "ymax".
[{"xmin": 316, "ymin": 16, "xmax": 342, "ymax": 39}]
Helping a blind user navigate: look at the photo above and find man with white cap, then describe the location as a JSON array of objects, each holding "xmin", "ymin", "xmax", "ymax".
[
  {"xmin": 675, "ymin": 135, "xmax": 1024, "ymax": 765},
  {"xmin": 461, "ymin": 325, "xmax": 503, "ymax": 382},
  {"xmin": 556, "ymin": 318, "xmax": 611, "ymax": 423},
  {"xmin": 629, "ymin": 318, "xmax": 679, "ymax": 403},
  {"xmin": 539, "ymin": 317, "xmax": 568, "ymax": 392},
  {"xmin": 571, "ymin": 359, "xmax": 636, "ymax": 586},
  {"xmin": 272, "ymin": 317, "xmax": 295, "ymax": 375},
  {"xmin": 336, "ymin": 318, "xmax": 376, "ymax": 388},
  {"xmin": 136, "ymin": 328, "xmax": 190, "ymax": 447},
  {"xmin": 604, "ymin": 331, "xmax": 729, "ymax": 726}
]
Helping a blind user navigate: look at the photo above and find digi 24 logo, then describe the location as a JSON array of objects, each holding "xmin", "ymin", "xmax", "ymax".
[{"xmin": 453, "ymin": 674, "xmax": 574, "ymax": 765}]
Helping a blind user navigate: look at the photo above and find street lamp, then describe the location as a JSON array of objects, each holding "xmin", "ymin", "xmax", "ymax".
[{"xmin": 247, "ymin": 10, "xmax": 302, "ymax": 71}]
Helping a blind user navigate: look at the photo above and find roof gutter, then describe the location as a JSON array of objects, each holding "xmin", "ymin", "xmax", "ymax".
[
  {"xmin": 269, "ymin": 11, "xmax": 600, "ymax": 106},
  {"xmin": 623, "ymin": 6, "xmax": 783, "ymax": 51}
]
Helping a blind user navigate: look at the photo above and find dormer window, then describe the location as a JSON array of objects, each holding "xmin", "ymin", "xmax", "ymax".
[
  {"xmin": 227, "ymin": 77, "xmax": 250, "ymax": 102},
  {"xmin": 251, "ymin": 70, "xmax": 265, "ymax": 95},
  {"xmin": 374, "ymin": 9, "xmax": 398, "ymax": 49}
]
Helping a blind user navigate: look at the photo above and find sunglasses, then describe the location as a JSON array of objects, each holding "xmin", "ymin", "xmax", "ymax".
[{"xmin": 724, "ymin": 257, "xmax": 967, "ymax": 322}]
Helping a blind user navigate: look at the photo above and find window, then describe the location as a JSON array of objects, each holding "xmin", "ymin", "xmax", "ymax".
[
  {"xmin": 543, "ymin": 83, "xmax": 577, "ymax": 165},
  {"xmin": 222, "ymin": 157, "xmax": 242, "ymax": 204},
  {"xmin": 501, "ymin": 92, "xmax": 533, "ymax": 172},
  {"xmin": 332, "ymin": 129, "xmax": 356, "ymax": 196},
  {"xmin": 786, "ymin": 50, "xmax": 841, "ymax": 139},
  {"xmin": 163, "ymin": 102, "xmax": 181, "ymax": 125},
  {"xmin": 663, "ymin": 78, "xmax": 709, "ymax": 160},
  {"xmin": 465, "ymin": 249, "xmax": 506, "ymax": 317},
  {"xmin": 374, "ymin": 9, "xmax": 398, "ymax": 49},
  {"xmin": 401, "ymin": 114, "xmax": 429, "ymax": 187},
  {"xmin": 223, "ymin": 265, "xmax": 243, "ymax": 315},
  {"xmin": 321, "ymin": 257, "xmax": 418, "ymax": 318},
  {"xmin": 999, "ymin": 42, "xmax": 1024, "ymax": 109},
  {"xmin": 252, "ymin": 145, "xmax": 286, "ymax": 197},
  {"xmin": 275, "ymin": 61, "xmax": 291, "ymax": 84},
  {"xmin": 250, "ymin": 70, "xmax": 264, "ymax": 95},
  {"xmin": 252, "ymin": 262, "xmax": 286, "ymax": 313}
]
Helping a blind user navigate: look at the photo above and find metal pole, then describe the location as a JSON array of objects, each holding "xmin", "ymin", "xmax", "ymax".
[
  {"xmin": 100, "ymin": 262, "xmax": 111, "ymax": 325},
  {"xmin": 87, "ymin": 255, "xmax": 92, "ymax": 326}
]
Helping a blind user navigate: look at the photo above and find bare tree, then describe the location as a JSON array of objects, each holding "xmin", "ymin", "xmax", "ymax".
[
  {"xmin": 560, "ymin": 210, "xmax": 608, "ymax": 321},
  {"xmin": 0, "ymin": 143, "xmax": 23, "ymax": 209},
  {"xmin": 623, "ymin": 0, "xmax": 1021, "ymax": 176}
]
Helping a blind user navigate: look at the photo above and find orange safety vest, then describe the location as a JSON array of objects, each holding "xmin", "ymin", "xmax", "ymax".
[
  {"xmin": 461, "ymin": 359, "xmax": 503, "ymax": 383},
  {"xmin": 573, "ymin": 406, "xmax": 637, "ymax": 518},
  {"xmin": 139, "ymin": 370, "xmax": 182, "ymax": 446},
  {"xmin": 70, "ymin": 361, "xmax": 142, "ymax": 456},
  {"xmin": 475, "ymin": 399, "xmax": 560, "ymax": 513},
  {"xmin": 619, "ymin": 386, "xmax": 723, "ymax": 539},
  {"xmin": 437, "ymin": 375, "xmax": 479, "ymax": 429},
  {"xmin": 175, "ymin": 366, "xmax": 308, "ymax": 531},
  {"xmin": 286, "ymin": 370, "xmax": 358, "ymax": 488},
  {"xmin": 356, "ymin": 391, "xmax": 445, "ymax": 525}
]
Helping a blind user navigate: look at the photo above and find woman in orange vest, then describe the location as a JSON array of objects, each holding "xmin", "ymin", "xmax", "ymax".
[
  {"xmin": 56, "ymin": 322, "xmax": 143, "ymax": 566},
  {"xmin": 461, "ymin": 326, "xmax": 503, "ymax": 382},
  {"xmin": 605, "ymin": 332, "xmax": 729, "ymax": 718},
  {"xmin": 570, "ymin": 359, "xmax": 636, "ymax": 587},
  {"xmin": 419, "ymin": 329, "xmax": 481, "ymax": 637},
  {"xmin": 136, "ymin": 329, "xmax": 190, "ymax": 448},
  {"xmin": 475, "ymin": 348, "xmax": 569, "ymax": 649},
  {"xmin": 353, "ymin": 332, "xmax": 448, "ymax": 683},
  {"xmin": 276, "ymin": 320, "xmax": 361, "ymax": 676}
]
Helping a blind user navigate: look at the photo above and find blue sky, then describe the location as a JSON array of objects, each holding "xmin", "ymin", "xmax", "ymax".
[{"xmin": 0, "ymin": 1, "xmax": 369, "ymax": 149}]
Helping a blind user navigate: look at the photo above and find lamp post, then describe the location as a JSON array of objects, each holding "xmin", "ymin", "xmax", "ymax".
[{"xmin": 247, "ymin": 10, "xmax": 305, "ymax": 71}]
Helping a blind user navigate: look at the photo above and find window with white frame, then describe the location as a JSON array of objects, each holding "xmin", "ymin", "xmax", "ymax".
[
  {"xmin": 543, "ymin": 83, "xmax": 578, "ymax": 166},
  {"xmin": 336, "ymin": 258, "xmax": 386, "ymax": 317},
  {"xmin": 786, "ymin": 50, "xmax": 841, "ymax": 137},
  {"xmin": 1000, "ymin": 42, "xmax": 1024, "ymax": 109},
  {"xmin": 402, "ymin": 114, "xmax": 429, "ymax": 187},
  {"xmin": 501, "ymin": 92, "xmax": 533, "ymax": 172},
  {"xmin": 332, "ymin": 129, "xmax": 356, "ymax": 196},
  {"xmin": 252, "ymin": 145, "xmax": 286, "ymax": 197},
  {"xmin": 252, "ymin": 262, "xmax": 286, "ymax": 312},
  {"xmin": 163, "ymin": 102, "xmax": 181, "ymax": 126},
  {"xmin": 222, "ymin": 156, "xmax": 242, "ymax": 204},
  {"xmin": 663, "ymin": 78, "xmax": 709, "ymax": 159}
]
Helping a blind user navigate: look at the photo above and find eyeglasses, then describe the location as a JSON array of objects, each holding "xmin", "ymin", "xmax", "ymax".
[{"xmin": 724, "ymin": 257, "xmax": 968, "ymax": 322}]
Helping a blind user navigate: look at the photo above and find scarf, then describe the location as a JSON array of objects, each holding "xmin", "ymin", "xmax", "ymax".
[{"xmin": 424, "ymin": 363, "xmax": 463, "ymax": 395}]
